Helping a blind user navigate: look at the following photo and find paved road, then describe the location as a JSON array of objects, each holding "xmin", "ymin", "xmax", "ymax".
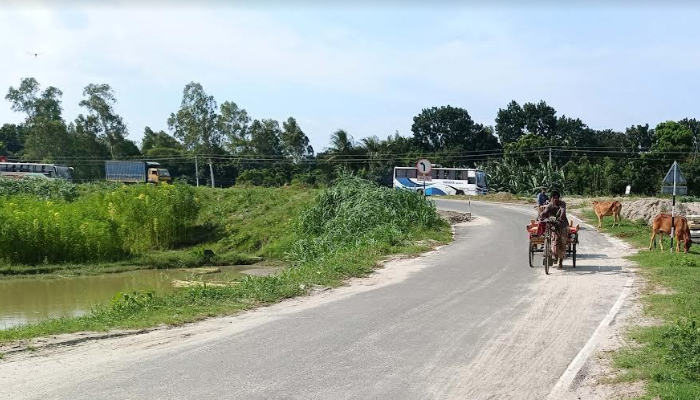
[{"xmin": 0, "ymin": 201, "xmax": 634, "ymax": 400}]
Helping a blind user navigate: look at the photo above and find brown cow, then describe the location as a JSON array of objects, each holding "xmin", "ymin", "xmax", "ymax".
[
  {"xmin": 592, "ymin": 201, "xmax": 622, "ymax": 228},
  {"xmin": 649, "ymin": 214, "xmax": 692, "ymax": 253}
]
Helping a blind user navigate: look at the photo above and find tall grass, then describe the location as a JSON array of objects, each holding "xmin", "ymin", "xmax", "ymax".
[
  {"xmin": 0, "ymin": 184, "xmax": 199, "ymax": 264},
  {"xmin": 293, "ymin": 176, "xmax": 447, "ymax": 263},
  {"xmin": 0, "ymin": 177, "xmax": 77, "ymax": 201}
]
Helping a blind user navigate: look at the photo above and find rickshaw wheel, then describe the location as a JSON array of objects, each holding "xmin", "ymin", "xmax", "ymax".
[
  {"xmin": 572, "ymin": 243, "xmax": 577, "ymax": 268},
  {"xmin": 528, "ymin": 244, "xmax": 535, "ymax": 268}
]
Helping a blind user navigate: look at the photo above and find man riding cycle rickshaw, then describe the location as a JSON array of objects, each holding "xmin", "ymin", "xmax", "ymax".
[{"xmin": 537, "ymin": 190, "xmax": 568, "ymax": 269}]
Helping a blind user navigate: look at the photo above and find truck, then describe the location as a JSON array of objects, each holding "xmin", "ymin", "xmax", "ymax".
[{"xmin": 105, "ymin": 161, "xmax": 172, "ymax": 184}]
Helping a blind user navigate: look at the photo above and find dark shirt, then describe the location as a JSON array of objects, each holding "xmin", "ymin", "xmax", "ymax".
[{"xmin": 536, "ymin": 192, "xmax": 549, "ymax": 206}]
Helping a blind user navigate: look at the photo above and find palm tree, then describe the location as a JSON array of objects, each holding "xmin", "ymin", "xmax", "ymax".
[{"xmin": 329, "ymin": 129, "xmax": 353, "ymax": 154}]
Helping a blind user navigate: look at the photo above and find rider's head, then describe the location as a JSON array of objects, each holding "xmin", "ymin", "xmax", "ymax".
[
  {"xmin": 541, "ymin": 187, "xmax": 547, "ymax": 193},
  {"xmin": 551, "ymin": 190, "xmax": 561, "ymax": 205}
]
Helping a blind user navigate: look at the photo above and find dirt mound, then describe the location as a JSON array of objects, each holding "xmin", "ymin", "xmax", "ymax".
[
  {"xmin": 620, "ymin": 199, "xmax": 700, "ymax": 225},
  {"xmin": 437, "ymin": 210, "xmax": 473, "ymax": 224}
]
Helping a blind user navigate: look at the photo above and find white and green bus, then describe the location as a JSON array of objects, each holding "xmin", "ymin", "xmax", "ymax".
[
  {"xmin": 0, "ymin": 162, "xmax": 74, "ymax": 180},
  {"xmin": 393, "ymin": 166, "xmax": 488, "ymax": 196}
]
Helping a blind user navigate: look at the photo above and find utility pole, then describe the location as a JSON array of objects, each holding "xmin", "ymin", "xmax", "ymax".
[
  {"xmin": 671, "ymin": 161, "xmax": 677, "ymax": 253},
  {"xmin": 548, "ymin": 147, "xmax": 552, "ymax": 164},
  {"xmin": 194, "ymin": 155, "xmax": 199, "ymax": 187},
  {"xmin": 209, "ymin": 159, "xmax": 215, "ymax": 188}
]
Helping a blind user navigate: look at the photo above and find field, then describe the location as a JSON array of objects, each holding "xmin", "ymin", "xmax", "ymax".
[{"xmin": 0, "ymin": 177, "xmax": 450, "ymax": 342}]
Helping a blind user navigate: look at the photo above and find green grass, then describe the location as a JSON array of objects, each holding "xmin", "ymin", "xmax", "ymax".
[
  {"xmin": 0, "ymin": 185, "xmax": 315, "ymax": 279},
  {"xmin": 580, "ymin": 210, "xmax": 700, "ymax": 399},
  {"xmin": 0, "ymin": 249, "xmax": 261, "ymax": 279},
  {"xmin": 0, "ymin": 177, "xmax": 451, "ymax": 343}
]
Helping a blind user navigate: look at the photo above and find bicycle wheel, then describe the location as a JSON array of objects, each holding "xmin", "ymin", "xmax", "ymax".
[
  {"xmin": 543, "ymin": 231, "xmax": 551, "ymax": 275},
  {"xmin": 528, "ymin": 243, "xmax": 535, "ymax": 268},
  {"xmin": 572, "ymin": 243, "xmax": 577, "ymax": 268}
]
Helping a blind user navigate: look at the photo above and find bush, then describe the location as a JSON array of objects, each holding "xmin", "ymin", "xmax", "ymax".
[
  {"xmin": 0, "ymin": 183, "xmax": 199, "ymax": 264},
  {"xmin": 292, "ymin": 176, "xmax": 446, "ymax": 263}
]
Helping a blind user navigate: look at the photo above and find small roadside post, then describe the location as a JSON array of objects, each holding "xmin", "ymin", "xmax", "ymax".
[
  {"xmin": 416, "ymin": 158, "xmax": 432, "ymax": 197},
  {"xmin": 661, "ymin": 161, "xmax": 687, "ymax": 252}
]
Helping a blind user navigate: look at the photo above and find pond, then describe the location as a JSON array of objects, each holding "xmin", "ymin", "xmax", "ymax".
[{"xmin": 0, "ymin": 266, "xmax": 260, "ymax": 329}]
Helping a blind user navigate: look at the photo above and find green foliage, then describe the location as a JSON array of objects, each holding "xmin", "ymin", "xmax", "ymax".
[
  {"xmin": 0, "ymin": 177, "xmax": 77, "ymax": 201},
  {"xmin": 653, "ymin": 121, "xmax": 694, "ymax": 153},
  {"xmin": 411, "ymin": 105, "xmax": 500, "ymax": 152},
  {"xmin": 480, "ymin": 158, "xmax": 565, "ymax": 195},
  {"xmin": 663, "ymin": 319, "xmax": 700, "ymax": 380},
  {"xmin": 0, "ymin": 184, "xmax": 199, "ymax": 264},
  {"xmin": 293, "ymin": 176, "xmax": 447, "ymax": 263}
]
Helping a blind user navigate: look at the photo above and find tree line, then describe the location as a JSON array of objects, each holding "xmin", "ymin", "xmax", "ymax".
[{"xmin": 2, "ymin": 77, "xmax": 699, "ymax": 196}]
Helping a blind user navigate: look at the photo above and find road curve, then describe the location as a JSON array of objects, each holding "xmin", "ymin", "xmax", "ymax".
[{"xmin": 0, "ymin": 201, "xmax": 634, "ymax": 400}]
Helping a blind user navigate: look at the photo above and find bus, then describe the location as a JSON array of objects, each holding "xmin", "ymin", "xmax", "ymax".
[
  {"xmin": 393, "ymin": 166, "xmax": 488, "ymax": 196},
  {"xmin": 0, "ymin": 162, "xmax": 74, "ymax": 181}
]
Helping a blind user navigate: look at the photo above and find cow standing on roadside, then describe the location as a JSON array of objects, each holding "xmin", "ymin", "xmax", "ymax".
[
  {"xmin": 592, "ymin": 201, "xmax": 622, "ymax": 228},
  {"xmin": 649, "ymin": 214, "xmax": 692, "ymax": 253}
]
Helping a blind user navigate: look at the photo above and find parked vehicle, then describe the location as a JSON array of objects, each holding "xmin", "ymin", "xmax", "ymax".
[
  {"xmin": 0, "ymin": 162, "xmax": 74, "ymax": 180},
  {"xmin": 393, "ymin": 166, "xmax": 488, "ymax": 196},
  {"xmin": 686, "ymin": 215, "xmax": 700, "ymax": 244},
  {"xmin": 105, "ymin": 161, "xmax": 171, "ymax": 184}
]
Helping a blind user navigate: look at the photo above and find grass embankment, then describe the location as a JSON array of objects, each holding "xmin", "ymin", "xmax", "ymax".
[
  {"xmin": 0, "ymin": 177, "xmax": 450, "ymax": 343},
  {"xmin": 0, "ymin": 183, "xmax": 315, "ymax": 278},
  {"xmin": 580, "ymin": 210, "xmax": 700, "ymax": 399}
]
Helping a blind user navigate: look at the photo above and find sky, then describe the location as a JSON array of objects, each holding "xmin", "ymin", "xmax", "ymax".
[{"xmin": 1, "ymin": 4, "xmax": 700, "ymax": 152}]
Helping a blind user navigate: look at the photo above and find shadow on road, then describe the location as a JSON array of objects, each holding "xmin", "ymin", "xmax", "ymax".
[
  {"xmin": 575, "ymin": 253, "xmax": 609, "ymax": 260},
  {"xmin": 561, "ymin": 264, "xmax": 627, "ymax": 275}
]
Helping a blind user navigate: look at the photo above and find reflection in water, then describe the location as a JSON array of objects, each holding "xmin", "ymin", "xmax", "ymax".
[{"xmin": 0, "ymin": 267, "xmax": 247, "ymax": 329}]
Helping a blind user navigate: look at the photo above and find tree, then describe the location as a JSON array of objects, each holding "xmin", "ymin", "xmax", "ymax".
[
  {"xmin": 625, "ymin": 124, "xmax": 654, "ymax": 151},
  {"xmin": 652, "ymin": 121, "xmax": 693, "ymax": 153},
  {"xmin": 522, "ymin": 101, "xmax": 558, "ymax": 140},
  {"xmin": 0, "ymin": 124, "xmax": 25, "ymax": 156},
  {"xmin": 495, "ymin": 100, "xmax": 526, "ymax": 144},
  {"xmin": 411, "ymin": 105, "xmax": 500, "ymax": 153},
  {"xmin": 218, "ymin": 101, "xmax": 250, "ymax": 154},
  {"xmin": 6, "ymin": 78, "xmax": 70, "ymax": 161},
  {"xmin": 70, "ymin": 116, "xmax": 111, "ymax": 180},
  {"xmin": 678, "ymin": 118, "xmax": 700, "ymax": 157},
  {"xmin": 141, "ymin": 127, "xmax": 182, "ymax": 153},
  {"xmin": 79, "ymin": 83, "xmax": 132, "ymax": 159},
  {"xmin": 249, "ymin": 119, "xmax": 283, "ymax": 156},
  {"xmin": 504, "ymin": 133, "xmax": 550, "ymax": 164},
  {"xmin": 281, "ymin": 117, "xmax": 313, "ymax": 162},
  {"xmin": 168, "ymin": 82, "xmax": 221, "ymax": 187},
  {"xmin": 329, "ymin": 129, "xmax": 354, "ymax": 154},
  {"xmin": 557, "ymin": 116, "xmax": 590, "ymax": 148}
]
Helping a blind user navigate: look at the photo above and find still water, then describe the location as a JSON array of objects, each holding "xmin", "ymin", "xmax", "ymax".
[{"xmin": 0, "ymin": 267, "xmax": 249, "ymax": 329}]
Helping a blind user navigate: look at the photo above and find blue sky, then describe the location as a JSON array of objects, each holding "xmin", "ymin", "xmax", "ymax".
[{"xmin": 1, "ymin": 5, "xmax": 699, "ymax": 152}]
